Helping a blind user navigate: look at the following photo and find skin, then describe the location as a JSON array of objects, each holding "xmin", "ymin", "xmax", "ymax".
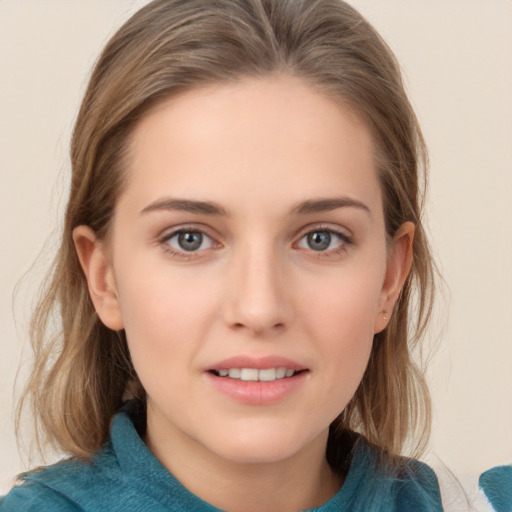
[{"xmin": 74, "ymin": 74, "xmax": 414, "ymax": 512}]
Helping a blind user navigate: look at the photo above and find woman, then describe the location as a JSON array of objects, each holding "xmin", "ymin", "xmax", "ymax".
[{"xmin": 1, "ymin": 1, "xmax": 442, "ymax": 510}]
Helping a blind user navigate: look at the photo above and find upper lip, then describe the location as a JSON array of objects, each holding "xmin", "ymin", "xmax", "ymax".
[{"xmin": 206, "ymin": 355, "xmax": 308, "ymax": 371}]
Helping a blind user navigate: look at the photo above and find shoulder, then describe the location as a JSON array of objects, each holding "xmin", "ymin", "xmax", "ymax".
[
  {"xmin": 349, "ymin": 438, "xmax": 443, "ymax": 511},
  {"xmin": 1, "ymin": 478, "xmax": 83, "ymax": 512},
  {"xmin": 0, "ymin": 409, "xmax": 179, "ymax": 512},
  {"xmin": 1, "ymin": 442, "xmax": 120, "ymax": 512},
  {"xmin": 392, "ymin": 458, "xmax": 443, "ymax": 511}
]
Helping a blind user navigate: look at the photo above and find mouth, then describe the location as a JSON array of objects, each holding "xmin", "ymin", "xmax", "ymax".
[
  {"xmin": 208, "ymin": 367, "xmax": 306, "ymax": 382},
  {"xmin": 204, "ymin": 356, "xmax": 309, "ymax": 404}
]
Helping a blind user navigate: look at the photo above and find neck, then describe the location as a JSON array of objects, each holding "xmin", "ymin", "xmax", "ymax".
[{"xmin": 145, "ymin": 415, "xmax": 344, "ymax": 512}]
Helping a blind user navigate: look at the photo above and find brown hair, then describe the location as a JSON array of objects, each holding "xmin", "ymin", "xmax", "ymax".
[{"xmin": 20, "ymin": 0, "xmax": 435, "ymax": 461}]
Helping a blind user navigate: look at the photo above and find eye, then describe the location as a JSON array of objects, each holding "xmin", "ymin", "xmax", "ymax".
[
  {"xmin": 164, "ymin": 230, "xmax": 215, "ymax": 253},
  {"xmin": 297, "ymin": 229, "xmax": 350, "ymax": 252}
]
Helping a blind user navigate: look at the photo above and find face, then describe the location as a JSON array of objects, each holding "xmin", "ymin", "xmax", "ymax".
[{"xmin": 76, "ymin": 75, "xmax": 411, "ymax": 468}]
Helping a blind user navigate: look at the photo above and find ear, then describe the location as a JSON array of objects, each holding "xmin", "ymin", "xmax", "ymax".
[
  {"xmin": 73, "ymin": 225, "xmax": 124, "ymax": 331},
  {"xmin": 374, "ymin": 221, "xmax": 415, "ymax": 333}
]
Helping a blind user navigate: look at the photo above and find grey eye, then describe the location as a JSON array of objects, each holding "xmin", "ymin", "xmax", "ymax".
[
  {"xmin": 167, "ymin": 231, "xmax": 213, "ymax": 252},
  {"xmin": 178, "ymin": 232, "xmax": 203, "ymax": 251},
  {"xmin": 307, "ymin": 231, "xmax": 332, "ymax": 251},
  {"xmin": 297, "ymin": 229, "xmax": 347, "ymax": 252}
]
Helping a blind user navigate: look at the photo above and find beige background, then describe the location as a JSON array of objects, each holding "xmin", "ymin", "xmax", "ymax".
[{"xmin": 1, "ymin": 0, "xmax": 511, "ymax": 502}]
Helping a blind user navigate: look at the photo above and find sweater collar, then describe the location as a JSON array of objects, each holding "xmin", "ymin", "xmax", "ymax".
[{"xmin": 110, "ymin": 408, "xmax": 373, "ymax": 511}]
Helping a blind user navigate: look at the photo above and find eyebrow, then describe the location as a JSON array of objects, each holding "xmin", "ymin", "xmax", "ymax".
[
  {"xmin": 291, "ymin": 196, "xmax": 371, "ymax": 216},
  {"xmin": 140, "ymin": 195, "xmax": 371, "ymax": 217},
  {"xmin": 140, "ymin": 198, "xmax": 228, "ymax": 216}
]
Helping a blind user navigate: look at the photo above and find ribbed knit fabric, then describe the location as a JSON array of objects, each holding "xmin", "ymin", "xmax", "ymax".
[
  {"xmin": 479, "ymin": 465, "xmax": 512, "ymax": 512},
  {"xmin": 1, "ymin": 410, "xmax": 443, "ymax": 511}
]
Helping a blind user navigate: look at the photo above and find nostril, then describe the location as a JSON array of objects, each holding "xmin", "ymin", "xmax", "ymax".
[{"xmin": 232, "ymin": 321, "xmax": 285, "ymax": 331}]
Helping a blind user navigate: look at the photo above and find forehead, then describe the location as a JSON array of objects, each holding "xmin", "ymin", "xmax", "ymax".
[{"xmin": 121, "ymin": 74, "xmax": 381, "ymax": 216}]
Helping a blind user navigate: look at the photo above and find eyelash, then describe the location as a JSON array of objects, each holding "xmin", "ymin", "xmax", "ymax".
[
  {"xmin": 295, "ymin": 225, "xmax": 353, "ymax": 257},
  {"xmin": 157, "ymin": 225, "xmax": 353, "ymax": 260},
  {"xmin": 158, "ymin": 227, "xmax": 218, "ymax": 260}
]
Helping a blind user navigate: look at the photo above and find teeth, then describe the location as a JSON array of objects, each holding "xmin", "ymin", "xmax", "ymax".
[
  {"xmin": 259, "ymin": 368, "xmax": 276, "ymax": 381},
  {"xmin": 228, "ymin": 368, "xmax": 241, "ymax": 379},
  {"xmin": 240, "ymin": 368, "xmax": 259, "ymax": 381},
  {"xmin": 215, "ymin": 367, "xmax": 298, "ymax": 381},
  {"xmin": 276, "ymin": 367, "xmax": 287, "ymax": 379}
]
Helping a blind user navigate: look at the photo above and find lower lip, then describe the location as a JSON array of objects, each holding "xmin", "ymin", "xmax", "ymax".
[{"xmin": 205, "ymin": 371, "xmax": 308, "ymax": 405}]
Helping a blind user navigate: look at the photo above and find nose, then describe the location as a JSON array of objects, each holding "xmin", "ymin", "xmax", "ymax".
[{"xmin": 223, "ymin": 243, "xmax": 293, "ymax": 336}]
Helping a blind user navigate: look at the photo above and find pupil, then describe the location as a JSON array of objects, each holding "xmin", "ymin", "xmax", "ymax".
[
  {"xmin": 178, "ymin": 232, "xmax": 202, "ymax": 251},
  {"xmin": 307, "ymin": 231, "xmax": 331, "ymax": 251}
]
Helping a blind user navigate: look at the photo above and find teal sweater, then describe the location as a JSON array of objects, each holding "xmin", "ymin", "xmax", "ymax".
[{"xmin": 1, "ymin": 410, "xmax": 443, "ymax": 511}]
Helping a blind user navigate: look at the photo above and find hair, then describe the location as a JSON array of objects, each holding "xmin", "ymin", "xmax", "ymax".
[{"xmin": 19, "ymin": 0, "xmax": 435, "ymax": 464}]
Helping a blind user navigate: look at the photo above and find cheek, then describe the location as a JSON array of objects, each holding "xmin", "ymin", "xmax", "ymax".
[
  {"xmin": 299, "ymin": 262, "xmax": 385, "ymax": 393},
  {"xmin": 113, "ymin": 262, "xmax": 221, "ymax": 369},
  {"xmin": 303, "ymin": 258, "xmax": 385, "ymax": 338}
]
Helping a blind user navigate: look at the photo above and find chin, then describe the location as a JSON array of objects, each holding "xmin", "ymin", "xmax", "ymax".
[
  {"xmin": 215, "ymin": 442, "xmax": 300, "ymax": 465},
  {"xmin": 202, "ymin": 421, "xmax": 327, "ymax": 466}
]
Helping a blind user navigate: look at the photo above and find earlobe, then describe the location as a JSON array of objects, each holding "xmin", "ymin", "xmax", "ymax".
[
  {"xmin": 73, "ymin": 225, "xmax": 124, "ymax": 331},
  {"xmin": 374, "ymin": 221, "xmax": 415, "ymax": 333}
]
